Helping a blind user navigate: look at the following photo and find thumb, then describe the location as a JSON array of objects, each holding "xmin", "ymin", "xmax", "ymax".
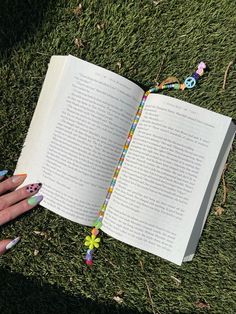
[{"xmin": 0, "ymin": 237, "xmax": 21, "ymax": 256}]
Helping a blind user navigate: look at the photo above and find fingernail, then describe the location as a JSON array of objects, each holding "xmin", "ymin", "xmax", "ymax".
[
  {"xmin": 6, "ymin": 236, "xmax": 21, "ymax": 250},
  {"xmin": 27, "ymin": 195, "xmax": 43, "ymax": 206},
  {"xmin": 26, "ymin": 183, "xmax": 42, "ymax": 194},
  {"xmin": 12, "ymin": 174, "xmax": 27, "ymax": 183},
  {"xmin": 0, "ymin": 170, "xmax": 8, "ymax": 176}
]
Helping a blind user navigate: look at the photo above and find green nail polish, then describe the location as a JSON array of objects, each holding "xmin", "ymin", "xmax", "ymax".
[{"xmin": 27, "ymin": 195, "xmax": 43, "ymax": 206}]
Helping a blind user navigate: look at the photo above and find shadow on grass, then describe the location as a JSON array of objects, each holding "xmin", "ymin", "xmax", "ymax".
[
  {"xmin": 0, "ymin": 0, "xmax": 55, "ymax": 55},
  {"xmin": 0, "ymin": 267, "xmax": 146, "ymax": 314}
]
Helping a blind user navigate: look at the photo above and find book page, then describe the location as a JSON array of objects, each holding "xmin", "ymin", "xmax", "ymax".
[
  {"xmin": 15, "ymin": 55, "xmax": 144, "ymax": 226},
  {"xmin": 102, "ymin": 94, "xmax": 233, "ymax": 265},
  {"xmin": 183, "ymin": 120, "xmax": 235, "ymax": 261}
]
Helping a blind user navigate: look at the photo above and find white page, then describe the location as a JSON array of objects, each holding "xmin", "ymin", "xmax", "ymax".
[
  {"xmin": 15, "ymin": 56, "xmax": 67, "ymax": 178},
  {"xmin": 183, "ymin": 121, "xmax": 235, "ymax": 261},
  {"xmin": 15, "ymin": 55, "xmax": 144, "ymax": 226},
  {"xmin": 102, "ymin": 94, "xmax": 232, "ymax": 265}
]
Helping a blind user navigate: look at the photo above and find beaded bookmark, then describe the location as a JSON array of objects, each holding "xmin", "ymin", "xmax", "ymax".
[{"xmin": 84, "ymin": 61, "xmax": 207, "ymax": 266}]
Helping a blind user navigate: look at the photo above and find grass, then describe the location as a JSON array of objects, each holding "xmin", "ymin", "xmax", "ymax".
[{"xmin": 0, "ymin": 0, "xmax": 236, "ymax": 313}]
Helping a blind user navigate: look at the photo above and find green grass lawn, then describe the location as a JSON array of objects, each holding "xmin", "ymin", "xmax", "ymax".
[{"xmin": 0, "ymin": 0, "xmax": 236, "ymax": 313}]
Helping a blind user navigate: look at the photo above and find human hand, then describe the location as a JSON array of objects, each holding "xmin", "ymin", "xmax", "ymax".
[{"xmin": 0, "ymin": 170, "xmax": 43, "ymax": 256}]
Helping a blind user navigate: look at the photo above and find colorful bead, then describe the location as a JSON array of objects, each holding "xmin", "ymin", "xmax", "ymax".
[
  {"xmin": 87, "ymin": 249, "xmax": 94, "ymax": 254},
  {"xmin": 94, "ymin": 221, "xmax": 102, "ymax": 229},
  {"xmin": 86, "ymin": 259, "xmax": 93, "ymax": 266},
  {"xmin": 184, "ymin": 77, "xmax": 196, "ymax": 89},
  {"xmin": 198, "ymin": 61, "xmax": 206, "ymax": 71},
  {"xmin": 86, "ymin": 253, "xmax": 93, "ymax": 260},
  {"xmin": 192, "ymin": 72, "xmax": 200, "ymax": 80},
  {"xmin": 85, "ymin": 234, "xmax": 101, "ymax": 250},
  {"xmin": 84, "ymin": 61, "xmax": 207, "ymax": 266},
  {"xmin": 92, "ymin": 228, "xmax": 99, "ymax": 236}
]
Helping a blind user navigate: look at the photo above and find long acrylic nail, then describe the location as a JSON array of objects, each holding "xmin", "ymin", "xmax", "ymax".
[
  {"xmin": 26, "ymin": 183, "xmax": 42, "ymax": 194},
  {"xmin": 6, "ymin": 236, "xmax": 21, "ymax": 250},
  {"xmin": 12, "ymin": 174, "xmax": 27, "ymax": 183},
  {"xmin": 0, "ymin": 170, "xmax": 8, "ymax": 177},
  {"xmin": 27, "ymin": 195, "xmax": 43, "ymax": 206}
]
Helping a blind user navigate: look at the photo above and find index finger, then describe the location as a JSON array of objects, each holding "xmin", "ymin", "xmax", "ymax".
[{"xmin": 0, "ymin": 174, "xmax": 27, "ymax": 195}]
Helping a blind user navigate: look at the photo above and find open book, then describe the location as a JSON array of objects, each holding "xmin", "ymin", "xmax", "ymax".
[{"xmin": 15, "ymin": 55, "xmax": 236, "ymax": 265}]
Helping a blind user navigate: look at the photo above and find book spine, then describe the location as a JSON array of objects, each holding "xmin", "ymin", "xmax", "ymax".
[
  {"xmin": 84, "ymin": 62, "xmax": 207, "ymax": 266},
  {"xmin": 96, "ymin": 89, "xmax": 153, "ymax": 221}
]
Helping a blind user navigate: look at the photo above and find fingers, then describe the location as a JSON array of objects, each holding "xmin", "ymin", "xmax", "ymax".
[
  {"xmin": 0, "ymin": 171, "xmax": 43, "ymax": 257},
  {"xmin": 0, "ymin": 183, "xmax": 42, "ymax": 211},
  {"xmin": 0, "ymin": 239, "xmax": 11, "ymax": 256},
  {"xmin": 0, "ymin": 174, "xmax": 27, "ymax": 195},
  {"xmin": 0, "ymin": 195, "xmax": 43, "ymax": 226},
  {"xmin": 0, "ymin": 237, "xmax": 21, "ymax": 256}
]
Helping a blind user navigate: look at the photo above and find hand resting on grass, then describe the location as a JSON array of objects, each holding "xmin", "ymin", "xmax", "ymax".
[{"xmin": 0, "ymin": 171, "xmax": 43, "ymax": 256}]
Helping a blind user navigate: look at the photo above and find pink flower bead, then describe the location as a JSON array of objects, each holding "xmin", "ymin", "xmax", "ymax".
[{"xmin": 198, "ymin": 61, "xmax": 206, "ymax": 70}]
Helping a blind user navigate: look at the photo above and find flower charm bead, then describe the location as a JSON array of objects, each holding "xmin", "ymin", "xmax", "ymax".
[{"xmin": 85, "ymin": 234, "xmax": 101, "ymax": 250}]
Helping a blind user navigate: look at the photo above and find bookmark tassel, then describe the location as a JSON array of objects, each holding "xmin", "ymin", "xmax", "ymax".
[{"xmin": 84, "ymin": 62, "xmax": 207, "ymax": 266}]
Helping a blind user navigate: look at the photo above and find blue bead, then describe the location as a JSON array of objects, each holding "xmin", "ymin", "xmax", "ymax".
[
  {"xmin": 184, "ymin": 77, "xmax": 196, "ymax": 89},
  {"xmin": 192, "ymin": 72, "xmax": 200, "ymax": 80},
  {"xmin": 86, "ymin": 254, "xmax": 92, "ymax": 260}
]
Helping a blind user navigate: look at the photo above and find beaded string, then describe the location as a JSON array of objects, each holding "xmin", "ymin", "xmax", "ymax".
[{"xmin": 84, "ymin": 61, "xmax": 207, "ymax": 266}]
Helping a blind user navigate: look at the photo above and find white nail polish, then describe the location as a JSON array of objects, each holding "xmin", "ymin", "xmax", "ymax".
[
  {"xmin": 6, "ymin": 236, "xmax": 21, "ymax": 250},
  {"xmin": 12, "ymin": 174, "xmax": 27, "ymax": 183}
]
